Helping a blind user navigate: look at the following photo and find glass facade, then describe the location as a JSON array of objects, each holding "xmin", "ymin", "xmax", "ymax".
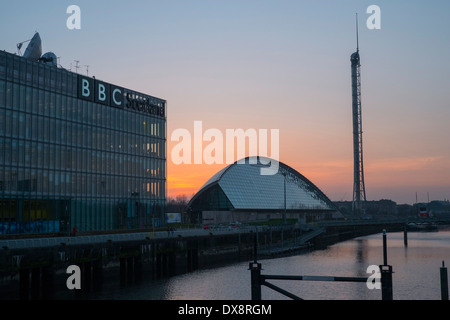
[
  {"xmin": 218, "ymin": 163, "xmax": 332, "ymax": 210},
  {"xmin": 0, "ymin": 50, "xmax": 166, "ymax": 234},
  {"xmin": 189, "ymin": 157, "xmax": 337, "ymax": 213}
]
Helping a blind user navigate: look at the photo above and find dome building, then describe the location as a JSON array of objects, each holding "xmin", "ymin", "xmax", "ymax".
[{"xmin": 187, "ymin": 157, "xmax": 344, "ymax": 225}]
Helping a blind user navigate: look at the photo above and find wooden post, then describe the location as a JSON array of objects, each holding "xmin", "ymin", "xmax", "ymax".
[
  {"xmin": 249, "ymin": 262, "xmax": 262, "ymax": 300},
  {"xmin": 403, "ymin": 226, "xmax": 408, "ymax": 247},
  {"xmin": 253, "ymin": 232, "xmax": 258, "ymax": 263},
  {"xmin": 250, "ymin": 232, "xmax": 261, "ymax": 300},
  {"xmin": 382, "ymin": 229, "xmax": 388, "ymax": 265},
  {"xmin": 380, "ymin": 264, "xmax": 393, "ymax": 300},
  {"xmin": 381, "ymin": 230, "xmax": 393, "ymax": 300},
  {"xmin": 441, "ymin": 261, "xmax": 448, "ymax": 300}
]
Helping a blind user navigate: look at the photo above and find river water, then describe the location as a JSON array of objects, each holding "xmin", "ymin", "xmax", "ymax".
[{"xmin": 65, "ymin": 227, "xmax": 450, "ymax": 300}]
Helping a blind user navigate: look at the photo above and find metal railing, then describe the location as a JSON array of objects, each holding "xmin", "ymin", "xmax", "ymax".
[{"xmin": 249, "ymin": 230, "xmax": 394, "ymax": 300}]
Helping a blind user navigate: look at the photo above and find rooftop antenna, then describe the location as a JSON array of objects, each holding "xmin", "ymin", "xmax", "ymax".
[
  {"xmin": 85, "ymin": 65, "xmax": 90, "ymax": 76},
  {"xmin": 356, "ymin": 13, "xmax": 359, "ymax": 52},
  {"xmin": 74, "ymin": 60, "xmax": 80, "ymax": 74},
  {"xmin": 17, "ymin": 38, "xmax": 31, "ymax": 56}
]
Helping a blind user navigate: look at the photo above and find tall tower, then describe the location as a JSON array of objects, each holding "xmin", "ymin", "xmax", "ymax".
[{"xmin": 351, "ymin": 14, "xmax": 367, "ymax": 216}]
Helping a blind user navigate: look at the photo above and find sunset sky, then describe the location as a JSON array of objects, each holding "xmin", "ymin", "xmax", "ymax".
[{"xmin": 1, "ymin": 1, "xmax": 450, "ymax": 204}]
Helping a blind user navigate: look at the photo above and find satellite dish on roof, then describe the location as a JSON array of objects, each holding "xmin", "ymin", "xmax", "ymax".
[
  {"xmin": 23, "ymin": 32, "xmax": 42, "ymax": 61},
  {"xmin": 40, "ymin": 52, "xmax": 57, "ymax": 67}
]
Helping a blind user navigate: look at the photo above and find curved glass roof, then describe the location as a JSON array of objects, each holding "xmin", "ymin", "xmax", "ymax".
[{"xmin": 189, "ymin": 157, "xmax": 336, "ymax": 211}]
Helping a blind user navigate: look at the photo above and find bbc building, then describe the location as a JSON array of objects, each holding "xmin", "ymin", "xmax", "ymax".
[{"xmin": 0, "ymin": 49, "xmax": 167, "ymax": 235}]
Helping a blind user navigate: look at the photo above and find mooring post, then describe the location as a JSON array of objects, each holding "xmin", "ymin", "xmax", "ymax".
[
  {"xmin": 380, "ymin": 264, "xmax": 393, "ymax": 300},
  {"xmin": 382, "ymin": 229, "xmax": 388, "ymax": 265},
  {"xmin": 249, "ymin": 232, "xmax": 262, "ymax": 300},
  {"xmin": 249, "ymin": 261, "xmax": 262, "ymax": 300},
  {"xmin": 380, "ymin": 230, "xmax": 393, "ymax": 300},
  {"xmin": 441, "ymin": 261, "xmax": 448, "ymax": 300},
  {"xmin": 253, "ymin": 232, "xmax": 258, "ymax": 263},
  {"xmin": 403, "ymin": 226, "xmax": 408, "ymax": 247}
]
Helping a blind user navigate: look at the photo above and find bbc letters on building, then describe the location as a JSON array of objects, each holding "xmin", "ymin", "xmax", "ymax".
[
  {"xmin": 77, "ymin": 75, "xmax": 165, "ymax": 117},
  {"xmin": 0, "ymin": 51, "xmax": 167, "ymax": 235}
]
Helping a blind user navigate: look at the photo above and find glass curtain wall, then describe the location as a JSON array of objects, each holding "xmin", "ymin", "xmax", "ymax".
[{"xmin": 0, "ymin": 51, "xmax": 166, "ymax": 234}]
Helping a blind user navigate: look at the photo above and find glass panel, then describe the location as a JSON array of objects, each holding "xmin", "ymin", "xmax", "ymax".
[
  {"xmin": 55, "ymin": 145, "xmax": 60, "ymax": 170},
  {"xmin": 25, "ymin": 87, "xmax": 31, "ymax": 112},
  {"xmin": 12, "ymin": 84, "xmax": 20, "ymax": 109},
  {"xmin": 0, "ymin": 80, "xmax": 4, "ymax": 108},
  {"xmin": 19, "ymin": 85, "xmax": 25, "ymax": 111},
  {"xmin": 61, "ymin": 71, "xmax": 67, "ymax": 93},
  {"xmin": 37, "ymin": 143, "xmax": 43, "ymax": 168},
  {"xmin": 49, "ymin": 92, "xmax": 56, "ymax": 117},
  {"xmin": 5, "ymin": 82, "xmax": 12, "ymax": 108},
  {"xmin": 50, "ymin": 68, "xmax": 56, "ymax": 91},
  {"xmin": 44, "ymin": 66, "xmax": 50, "ymax": 88},
  {"xmin": 55, "ymin": 94, "xmax": 61, "ymax": 118},
  {"xmin": 26, "ymin": 61, "xmax": 32, "ymax": 84},
  {"xmin": 0, "ymin": 137, "xmax": 4, "ymax": 166},
  {"xmin": 32, "ymin": 88, "xmax": 38, "ymax": 114},
  {"xmin": 31, "ymin": 114, "xmax": 38, "ymax": 140},
  {"xmin": 19, "ymin": 58, "xmax": 26, "ymax": 83},
  {"xmin": 11, "ymin": 111, "xmax": 18, "ymax": 137},
  {"xmin": 0, "ymin": 103, "xmax": 4, "ymax": 138},
  {"xmin": 49, "ymin": 143, "xmax": 55, "ymax": 168},
  {"xmin": 38, "ymin": 89, "xmax": 44, "ymax": 114},
  {"xmin": 33, "ymin": 63, "xmax": 38, "ymax": 85},
  {"xmin": 44, "ymin": 91, "xmax": 50, "ymax": 115},
  {"xmin": 12, "ymin": 56, "xmax": 20, "ymax": 82},
  {"xmin": 18, "ymin": 112, "xmax": 25, "ymax": 138},
  {"xmin": 49, "ymin": 118, "xmax": 55, "ymax": 143},
  {"xmin": 55, "ymin": 119, "xmax": 61, "ymax": 143},
  {"xmin": 11, "ymin": 139, "xmax": 18, "ymax": 165},
  {"xmin": 0, "ymin": 52, "xmax": 5, "ymax": 79},
  {"xmin": 38, "ymin": 65, "xmax": 44, "ymax": 88},
  {"xmin": 24, "ymin": 141, "xmax": 31, "ymax": 166},
  {"xmin": 30, "ymin": 143, "xmax": 37, "ymax": 168},
  {"xmin": 18, "ymin": 140, "xmax": 24, "ymax": 166}
]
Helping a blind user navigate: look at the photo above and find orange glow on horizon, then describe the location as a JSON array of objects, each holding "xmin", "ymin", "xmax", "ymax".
[
  {"xmin": 167, "ymin": 154, "xmax": 450, "ymax": 203},
  {"xmin": 167, "ymin": 162, "xmax": 228, "ymax": 199}
]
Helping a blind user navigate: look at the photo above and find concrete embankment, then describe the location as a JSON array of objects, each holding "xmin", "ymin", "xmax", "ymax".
[
  {"xmin": 0, "ymin": 227, "xmax": 298, "ymax": 299},
  {"xmin": 0, "ymin": 222, "xmax": 405, "ymax": 299}
]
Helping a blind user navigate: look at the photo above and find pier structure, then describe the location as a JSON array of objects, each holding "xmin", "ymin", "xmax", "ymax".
[{"xmin": 0, "ymin": 220, "xmax": 411, "ymax": 299}]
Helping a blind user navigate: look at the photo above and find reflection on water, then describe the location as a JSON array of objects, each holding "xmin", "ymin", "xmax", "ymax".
[{"xmin": 71, "ymin": 229, "xmax": 450, "ymax": 300}]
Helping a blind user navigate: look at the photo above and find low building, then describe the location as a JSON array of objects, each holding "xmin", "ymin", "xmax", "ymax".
[{"xmin": 187, "ymin": 157, "xmax": 343, "ymax": 225}]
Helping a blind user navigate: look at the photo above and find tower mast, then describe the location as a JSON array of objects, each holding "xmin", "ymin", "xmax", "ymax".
[{"xmin": 351, "ymin": 13, "xmax": 367, "ymax": 216}]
